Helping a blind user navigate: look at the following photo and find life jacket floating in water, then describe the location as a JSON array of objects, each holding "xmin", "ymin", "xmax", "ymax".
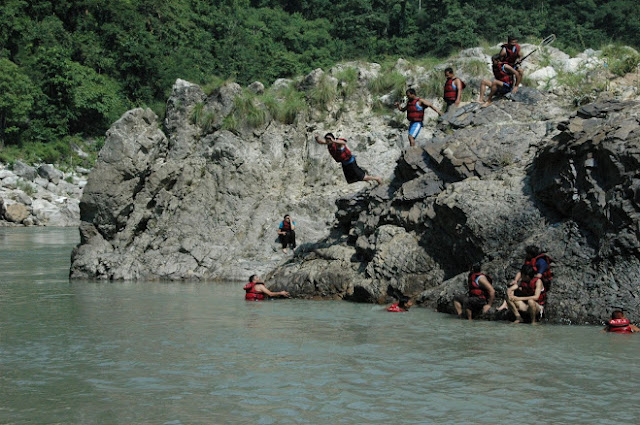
[
  {"xmin": 244, "ymin": 282, "xmax": 265, "ymax": 301},
  {"xmin": 608, "ymin": 318, "xmax": 633, "ymax": 333}
]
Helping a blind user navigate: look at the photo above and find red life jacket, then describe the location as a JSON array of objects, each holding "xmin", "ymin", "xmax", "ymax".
[
  {"xmin": 443, "ymin": 78, "xmax": 465, "ymax": 102},
  {"xmin": 387, "ymin": 303, "xmax": 407, "ymax": 312},
  {"xmin": 501, "ymin": 43, "xmax": 521, "ymax": 65},
  {"xmin": 327, "ymin": 140, "xmax": 353, "ymax": 163},
  {"xmin": 525, "ymin": 254, "xmax": 553, "ymax": 290},
  {"xmin": 244, "ymin": 282, "xmax": 265, "ymax": 301},
  {"xmin": 608, "ymin": 318, "xmax": 633, "ymax": 333},
  {"xmin": 493, "ymin": 62, "xmax": 513, "ymax": 85},
  {"xmin": 519, "ymin": 277, "xmax": 546, "ymax": 305},
  {"xmin": 468, "ymin": 272, "xmax": 490, "ymax": 299},
  {"xmin": 281, "ymin": 220, "xmax": 292, "ymax": 232},
  {"xmin": 406, "ymin": 98, "xmax": 424, "ymax": 122}
]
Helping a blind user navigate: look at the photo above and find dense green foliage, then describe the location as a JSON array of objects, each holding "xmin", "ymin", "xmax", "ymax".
[{"xmin": 0, "ymin": 0, "xmax": 638, "ymax": 159}]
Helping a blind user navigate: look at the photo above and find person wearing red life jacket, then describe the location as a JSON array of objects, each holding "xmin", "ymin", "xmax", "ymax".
[
  {"xmin": 443, "ymin": 67, "xmax": 465, "ymax": 112},
  {"xmin": 314, "ymin": 132, "xmax": 382, "ymax": 185},
  {"xmin": 387, "ymin": 296, "xmax": 413, "ymax": 312},
  {"xmin": 505, "ymin": 264, "xmax": 545, "ymax": 324},
  {"xmin": 394, "ymin": 88, "xmax": 442, "ymax": 147},
  {"xmin": 499, "ymin": 35, "xmax": 524, "ymax": 80},
  {"xmin": 603, "ymin": 310, "xmax": 640, "ymax": 333},
  {"xmin": 244, "ymin": 275, "xmax": 290, "ymax": 301},
  {"xmin": 479, "ymin": 54, "xmax": 521, "ymax": 107},
  {"xmin": 453, "ymin": 263, "xmax": 495, "ymax": 320},
  {"xmin": 277, "ymin": 214, "xmax": 296, "ymax": 254}
]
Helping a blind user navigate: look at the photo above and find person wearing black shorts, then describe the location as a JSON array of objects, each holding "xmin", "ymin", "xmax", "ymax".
[{"xmin": 315, "ymin": 133, "xmax": 382, "ymax": 185}]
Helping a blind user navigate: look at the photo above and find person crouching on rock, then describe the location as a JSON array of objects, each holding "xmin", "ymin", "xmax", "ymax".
[
  {"xmin": 479, "ymin": 54, "xmax": 521, "ymax": 107},
  {"xmin": 315, "ymin": 133, "xmax": 382, "ymax": 185},
  {"xmin": 504, "ymin": 264, "xmax": 545, "ymax": 324},
  {"xmin": 244, "ymin": 275, "xmax": 290, "ymax": 301},
  {"xmin": 453, "ymin": 263, "xmax": 495, "ymax": 320},
  {"xmin": 277, "ymin": 214, "xmax": 296, "ymax": 254},
  {"xmin": 387, "ymin": 296, "xmax": 414, "ymax": 312},
  {"xmin": 603, "ymin": 310, "xmax": 640, "ymax": 333}
]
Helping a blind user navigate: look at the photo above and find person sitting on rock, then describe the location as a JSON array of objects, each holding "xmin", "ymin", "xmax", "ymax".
[
  {"xmin": 479, "ymin": 54, "xmax": 521, "ymax": 107},
  {"xmin": 603, "ymin": 310, "xmax": 640, "ymax": 333},
  {"xmin": 499, "ymin": 35, "xmax": 524, "ymax": 81},
  {"xmin": 394, "ymin": 88, "xmax": 442, "ymax": 147},
  {"xmin": 244, "ymin": 275, "xmax": 290, "ymax": 301},
  {"xmin": 504, "ymin": 264, "xmax": 545, "ymax": 324},
  {"xmin": 277, "ymin": 214, "xmax": 296, "ymax": 254},
  {"xmin": 453, "ymin": 263, "xmax": 495, "ymax": 320},
  {"xmin": 315, "ymin": 133, "xmax": 382, "ymax": 185},
  {"xmin": 443, "ymin": 67, "xmax": 465, "ymax": 112},
  {"xmin": 497, "ymin": 245, "xmax": 552, "ymax": 311},
  {"xmin": 387, "ymin": 296, "xmax": 414, "ymax": 312}
]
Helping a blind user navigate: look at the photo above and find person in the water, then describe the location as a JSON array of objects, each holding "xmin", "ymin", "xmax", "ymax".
[
  {"xmin": 603, "ymin": 310, "xmax": 640, "ymax": 333},
  {"xmin": 387, "ymin": 296, "xmax": 414, "ymax": 312},
  {"xmin": 244, "ymin": 275, "xmax": 290, "ymax": 301}
]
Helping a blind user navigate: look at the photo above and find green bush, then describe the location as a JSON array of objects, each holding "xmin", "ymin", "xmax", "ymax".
[
  {"xmin": 602, "ymin": 44, "xmax": 640, "ymax": 76},
  {"xmin": 309, "ymin": 73, "xmax": 337, "ymax": 109},
  {"xmin": 368, "ymin": 71, "xmax": 406, "ymax": 99},
  {"xmin": 335, "ymin": 67, "xmax": 359, "ymax": 99}
]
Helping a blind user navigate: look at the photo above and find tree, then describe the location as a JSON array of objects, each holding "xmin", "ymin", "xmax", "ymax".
[{"xmin": 0, "ymin": 58, "xmax": 37, "ymax": 147}]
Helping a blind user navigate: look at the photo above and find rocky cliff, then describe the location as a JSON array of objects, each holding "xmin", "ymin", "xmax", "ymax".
[{"xmin": 70, "ymin": 46, "xmax": 640, "ymax": 324}]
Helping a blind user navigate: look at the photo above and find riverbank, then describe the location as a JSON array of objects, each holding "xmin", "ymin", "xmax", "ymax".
[{"xmin": 0, "ymin": 161, "xmax": 85, "ymax": 226}]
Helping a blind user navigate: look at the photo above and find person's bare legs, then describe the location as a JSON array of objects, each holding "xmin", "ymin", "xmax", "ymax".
[
  {"xmin": 465, "ymin": 308, "xmax": 473, "ymax": 321},
  {"xmin": 453, "ymin": 300, "xmax": 463, "ymax": 317},
  {"xmin": 478, "ymin": 79, "xmax": 492, "ymax": 102},
  {"xmin": 506, "ymin": 298, "xmax": 524, "ymax": 323},
  {"xmin": 528, "ymin": 300, "xmax": 541, "ymax": 324},
  {"xmin": 482, "ymin": 81, "xmax": 503, "ymax": 107},
  {"xmin": 497, "ymin": 285, "xmax": 517, "ymax": 311},
  {"xmin": 408, "ymin": 135, "xmax": 416, "ymax": 147},
  {"xmin": 363, "ymin": 175, "xmax": 383, "ymax": 185}
]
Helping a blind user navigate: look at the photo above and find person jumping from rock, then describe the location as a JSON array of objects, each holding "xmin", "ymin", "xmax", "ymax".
[
  {"xmin": 394, "ymin": 88, "xmax": 442, "ymax": 146},
  {"xmin": 315, "ymin": 133, "xmax": 382, "ymax": 185},
  {"xmin": 479, "ymin": 54, "xmax": 521, "ymax": 107}
]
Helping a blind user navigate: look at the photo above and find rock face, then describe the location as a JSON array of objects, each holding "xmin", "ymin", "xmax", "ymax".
[
  {"xmin": 70, "ymin": 51, "xmax": 640, "ymax": 325},
  {"xmin": 70, "ymin": 77, "xmax": 404, "ymax": 280},
  {"xmin": 269, "ymin": 98, "xmax": 640, "ymax": 324}
]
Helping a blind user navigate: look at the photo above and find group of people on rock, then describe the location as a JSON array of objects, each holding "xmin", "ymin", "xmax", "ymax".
[{"xmin": 242, "ymin": 35, "xmax": 637, "ymax": 332}]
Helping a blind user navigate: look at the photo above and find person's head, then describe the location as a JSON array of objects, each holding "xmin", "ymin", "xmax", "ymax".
[
  {"xmin": 398, "ymin": 296, "xmax": 413, "ymax": 310},
  {"xmin": 612, "ymin": 310, "xmax": 626, "ymax": 320},
  {"xmin": 520, "ymin": 264, "xmax": 535, "ymax": 280},
  {"xmin": 249, "ymin": 274, "xmax": 258, "ymax": 283},
  {"xmin": 525, "ymin": 245, "xmax": 541, "ymax": 261},
  {"xmin": 470, "ymin": 263, "xmax": 482, "ymax": 274},
  {"xmin": 406, "ymin": 88, "xmax": 417, "ymax": 99},
  {"xmin": 444, "ymin": 67, "xmax": 454, "ymax": 78},
  {"xmin": 491, "ymin": 54, "xmax": 501, "ymax": 64},
  {"xmin": 324, "ymin": 132, "xmax": 335, "ymax": 143},
  {"xmin": 284, "ymin": 214, "xmax": 291, "ymax": 222},
  {"xmin": 507, "ymin": 35, "xmax": 518, "ymax": 46}
]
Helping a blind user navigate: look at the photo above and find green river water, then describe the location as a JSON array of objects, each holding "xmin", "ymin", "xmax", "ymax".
[{"xmin": 1, "ymin": 227, "xmax": 639, "ymax": 424}]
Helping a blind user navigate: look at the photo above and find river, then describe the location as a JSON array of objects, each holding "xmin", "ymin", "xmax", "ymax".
[{"xmin": 1, "ymin": 227, "xmax": 639, "ymax": 424}]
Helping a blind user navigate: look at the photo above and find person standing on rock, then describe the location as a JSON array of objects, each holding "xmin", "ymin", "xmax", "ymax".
[
  {"xmin": 443, "ymin": 68, "xmax": 465, "ymax": 112},
  {"xmin": 479, "ymin": 54, "xmax": 521, "ymax": 107},
  {"xmin": 244, "ymin": 275, "xmax": 290, "ymax": 301},
  {"xmin": 315, "ymin": 133, "xmax": 383, "ymax": 185},
  {"xmin": 453, "ymin": 263, "xmax": 495, "ymax": 320},
  {"xmin": 394, "ymin": 88, "xmax": 442, "ymax": 147},
  {"xmin": 277, "ymin": 214, "xmax": 296, "ymax": 254},
  {"xmin": 499, "ymin": 35, "xmax": 524, "ymax": 81},
  {"xmin": 504, "ymin": 264, "xmax": 545, "ymax": 324}
]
